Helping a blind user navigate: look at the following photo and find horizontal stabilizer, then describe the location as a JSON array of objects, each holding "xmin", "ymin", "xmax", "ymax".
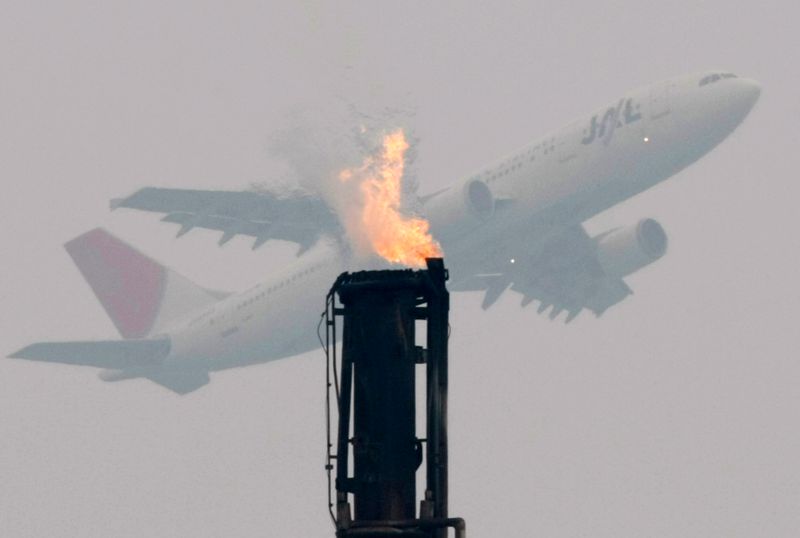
[
  {"xmin": 146, "ymin": 371, "xmax": 210, "ymax": 394},
  {"xmin": 9, "ymin": 338, "xmax": 170, "ymax": 369}
]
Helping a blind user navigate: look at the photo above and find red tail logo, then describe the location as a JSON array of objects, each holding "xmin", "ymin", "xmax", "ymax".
[{"xmin": 65, "ymin": 229, "xmax": 165, "ymax": 338}]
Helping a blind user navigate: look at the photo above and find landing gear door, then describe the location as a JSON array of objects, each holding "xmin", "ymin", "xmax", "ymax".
[{"xmin": 649, "ymin": 81, "xmax": 671, "ymax": 119}]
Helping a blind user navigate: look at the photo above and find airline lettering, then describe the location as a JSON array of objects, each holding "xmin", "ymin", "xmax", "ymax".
[{"xmin": 581, "ymin": 98, "xmax": 642, "ymax": 145}]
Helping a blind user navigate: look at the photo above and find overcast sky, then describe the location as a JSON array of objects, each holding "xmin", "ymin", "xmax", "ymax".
[{"xmin": 2, "ymin": 1, "xmax": 798, "ymax": 537}]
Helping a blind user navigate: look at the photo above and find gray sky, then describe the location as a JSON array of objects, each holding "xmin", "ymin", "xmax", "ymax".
[{"xmin": 2, "ymin": 1, "xmax": 798, "ymax": 536}]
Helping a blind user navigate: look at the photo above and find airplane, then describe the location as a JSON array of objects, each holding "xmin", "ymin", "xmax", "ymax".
[{"xmin": 9, "ymin": 70, "xmax": 761, "ymax": 393}]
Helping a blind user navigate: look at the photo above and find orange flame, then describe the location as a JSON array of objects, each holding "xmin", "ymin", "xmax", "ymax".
[{"xmin": 339, "ymin": 129, "xmax": 442, "ymax": 267}]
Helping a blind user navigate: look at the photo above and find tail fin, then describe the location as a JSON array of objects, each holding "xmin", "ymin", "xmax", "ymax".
[{"xmin": 65, "ymin": 228, "xmax": 228, "ymax": 338}]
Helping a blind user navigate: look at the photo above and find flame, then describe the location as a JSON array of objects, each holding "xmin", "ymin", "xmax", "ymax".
[{"xmin": 339, "ymin": 129, "xmax": 442, "ymax": 267}]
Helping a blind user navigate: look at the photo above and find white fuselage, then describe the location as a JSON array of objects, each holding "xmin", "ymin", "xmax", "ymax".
[
  {"xmin": 162, "ymin": 238, "xmax": 351, "ymax": 370},
  {"xmin": 158, "ymin": 71, "xmax": 760, "ymax": 373}
]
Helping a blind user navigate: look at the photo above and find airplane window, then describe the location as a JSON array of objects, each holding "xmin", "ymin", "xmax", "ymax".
[
  {"xmin": 700, "ymin": 73, "xmax": 736, "ymax": 86},
  {"xmin": 700, "ymin": 74, "xmax": 718, "ymax": 86}
]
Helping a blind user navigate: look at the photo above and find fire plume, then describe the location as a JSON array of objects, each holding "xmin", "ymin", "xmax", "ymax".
[{"xmin": 339, "ymin": 129, "xmax": 442, "ymax": 267}]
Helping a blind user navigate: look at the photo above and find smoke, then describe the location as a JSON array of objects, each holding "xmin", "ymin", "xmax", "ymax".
[{"xmin": 262, "ymin": 100, "xmax": 423, "ymax": 262}]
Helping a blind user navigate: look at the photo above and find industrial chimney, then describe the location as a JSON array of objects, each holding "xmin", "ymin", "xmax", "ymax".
[{"xmin": 322, "ymin": 258, "xmax": 465, "ymax": 538}]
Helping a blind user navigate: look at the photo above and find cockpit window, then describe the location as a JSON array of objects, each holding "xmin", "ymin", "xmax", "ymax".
[{"xmin": 699, "ymin": 72, "xmax": 738, "ymax": 86}]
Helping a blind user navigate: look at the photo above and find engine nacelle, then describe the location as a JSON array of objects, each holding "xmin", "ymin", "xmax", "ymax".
[
  {"xmin": 424, "ymin": 179, "xmax": 494, "ymax": 242},
  {"xmin": 595, "ymin": 218, "xmax": 668, "ymax": 278}
]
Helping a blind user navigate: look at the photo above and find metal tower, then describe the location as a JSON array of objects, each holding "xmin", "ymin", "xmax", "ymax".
[{"xmin": 322, "ymin": 258, "xmax": 465, "ymax": 538}]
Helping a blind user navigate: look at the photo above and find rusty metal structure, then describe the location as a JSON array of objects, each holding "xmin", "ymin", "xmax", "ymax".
[{"xmin": 322, "ymin": 258, "xmax": 465, "ymax": 538}]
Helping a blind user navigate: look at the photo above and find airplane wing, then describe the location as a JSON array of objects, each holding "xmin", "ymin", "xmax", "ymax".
[
  {"xmin": 449, "ymin": 224, "xmax": 633, "ymax": 322},
  {"xmin": 8, "ymin": 338, "xmax": 171, "ymax": 369},
  {"xmin": 111, "ymin": 187, "xmax": 341, "ymax": 253}
]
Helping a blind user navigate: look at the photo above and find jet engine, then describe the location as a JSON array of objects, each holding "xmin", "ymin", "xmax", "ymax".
[
  {"xmin": 595, "ymin": 218, "xmax": 668, "ymax": 277},
  {"xmin": 424, "ymin": 179, "xmax": 494, "ymax": 242}
]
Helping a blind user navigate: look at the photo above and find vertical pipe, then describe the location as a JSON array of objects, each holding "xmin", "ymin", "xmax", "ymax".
[
  {"xmin": 425, "ymin": 259, "xmax": 450, "ymax": 538},
  {"xmin": 335, "ymin": 314, "xmax": 354, "ymax": 525},
  {"xmin": 329, "ymin": 263, "xmax": 456, "ymax": 538},
  {"xmin": 349, "ymin": 289, "xmax": 418, "ymax": 522}
]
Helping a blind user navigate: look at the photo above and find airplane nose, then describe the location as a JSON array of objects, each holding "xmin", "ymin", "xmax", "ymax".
[
  {"xmin": 732, "ymin": 78, "xmax": 761, "ymax": 112},
  {"xmin": 669, "ymin": 74, "xmax": 761, "ymax": 157},
  {"xmin": 695, "ymin": 77, "xmax": 762, "ymax": 136}
]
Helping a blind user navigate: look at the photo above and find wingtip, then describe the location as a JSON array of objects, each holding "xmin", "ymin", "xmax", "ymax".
[
  {"xmin": 8, "ymin": 344, "xmax": 34, "ymax": 359},
  {"xmin": 110, "ymin": 188, "xmax": 144, "ymax": 211}
]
